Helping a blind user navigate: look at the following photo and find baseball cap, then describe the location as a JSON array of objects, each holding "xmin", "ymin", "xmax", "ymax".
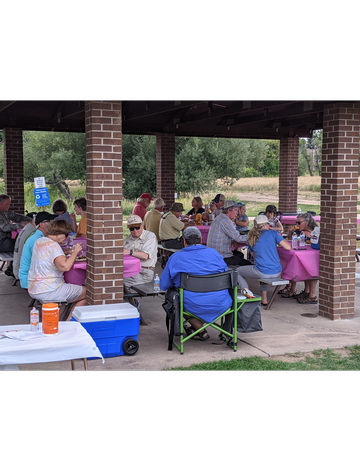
[
  {"xmin": 140, "ymin": 193, "xmax": 153, "ymax": 200},
  {"xmin": 183, "ymin": 226, "xmax": 202, "ymax": 239},
  {"xmin": 214, "ymin": 193, "xmax": 226, "ymax": 203},
  {"xmin": 127, "ymin": 215, "xmax": 143, "ymax": 226},
  {"xmin": 254, "ymin": 214, "xmax": 269, "ymax": 225},
  {"xmin": 36, "ymin": 212, "xmax": 58, "ymax": 225},
  {"xmin": 223, "ymin": 200, "xmax": 240, "ymax": 209}
]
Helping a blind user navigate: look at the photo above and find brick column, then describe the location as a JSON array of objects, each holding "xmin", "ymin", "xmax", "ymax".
[
  {"xmin": 85, "ymin": 101, "xmax": 123, "ymax": 305},
  {"xmin": 319, "ymin": 103, "xmax": 360, "ymax": 320},
  {"xmin": 3, "ymin": 128, "xmax": 25, "ymax": 213},
  {"xmin": 156, "ymin": 134, "xmax": 175, "ymax": 209},
  {"xmin": 278, "ymin": 137, "xmax": 299, "ymax": 214}
]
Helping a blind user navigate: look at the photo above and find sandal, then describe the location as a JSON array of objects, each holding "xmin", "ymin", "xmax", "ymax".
[
  {"xmin": 293, "ymin": 290, "xmax": 309, "ymax": 300},
  {"xmin": 297, "ymin": 296, "xmax": 318, "ymax": 304},
  {"xmin": 278, "ymin": 285, "xmax": 292, "ymax": 295},
  {"xmin": 184, "ymin": 326, "xmax": 210, "ymax": 341},
  {"xmin": 192, "ymin": 330, "xmax": 210, "ymax": 341},
  {"xmin": 281, "ymin": 289, "xmax": 297, "ymax": 298}
]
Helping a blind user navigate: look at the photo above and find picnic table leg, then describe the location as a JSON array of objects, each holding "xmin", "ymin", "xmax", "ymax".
[{"xmin": 265, "ymin": 285, "xmax": 282, "ymax": 310}]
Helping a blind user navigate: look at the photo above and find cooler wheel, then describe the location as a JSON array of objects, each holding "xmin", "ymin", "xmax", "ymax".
[{"xmin": 123, "ymin": 338, "xmax": 139, "ymax": 356}]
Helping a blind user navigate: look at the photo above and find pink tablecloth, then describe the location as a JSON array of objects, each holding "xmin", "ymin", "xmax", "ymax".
[
  {"xmin": 123, "ymin": 255, "xmax": 141, "ymax": 278},
  {"xmin": 64, "ymin": 254, "xmax": 141, "ymax": 286},
  {"xmin": 277, "ymin": 245, "xmax": 319, "ymax": 282},
  {"xmin": 281, "ymin": 215, "xmax": 321, "ymax": 225},
  {"xmin": 197, "ymin": 225, "xmax": 211, "ymax": 244}
]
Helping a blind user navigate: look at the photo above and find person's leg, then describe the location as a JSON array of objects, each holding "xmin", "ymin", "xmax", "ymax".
[
  {"xmin": 67, "ymin": 286, "xmax": 87, "ymax": 320},
  {"xmin": 296, "ymin": 280, "xmax": 318, "ymax": 304},
  {"xmin": 236, "ymin": 266, "xmax": 282, "ymax": 304}
]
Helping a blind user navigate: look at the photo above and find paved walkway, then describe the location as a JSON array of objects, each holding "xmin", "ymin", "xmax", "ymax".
[{"xmin": 1, "ymin": 264, "xmax": 360, "ymax": 371}]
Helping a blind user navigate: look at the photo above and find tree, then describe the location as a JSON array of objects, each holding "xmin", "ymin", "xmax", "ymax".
[
  {"xmin": 298, "ymin": 130, "xmax": 322, "ymax": 176},
  {"xmin": 23, "ymin": 131, "xmax": 86, "ymax": 199}
]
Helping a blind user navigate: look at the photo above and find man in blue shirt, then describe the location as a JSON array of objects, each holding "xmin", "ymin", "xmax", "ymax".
[
  {"xmin": 19, "ymin": 211, "xmax": 57, "ymax": 289},
  {"xmin": 160, "ymin": 226, "xmax": 232, "ymax": 340}
]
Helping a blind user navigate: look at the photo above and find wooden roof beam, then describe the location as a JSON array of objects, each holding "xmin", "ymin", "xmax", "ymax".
[
  {"xmin": 122, "ymin": 101, "xmax": 204, "ymax": 121},
  {"xmin": 0, "ymin": 101, "xmax": 17, "ymax": 113}
]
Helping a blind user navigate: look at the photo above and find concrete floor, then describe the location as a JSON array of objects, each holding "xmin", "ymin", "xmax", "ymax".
[{"xmin": 1, "ymin": 262, "xmax": 360, "ymax": 371}]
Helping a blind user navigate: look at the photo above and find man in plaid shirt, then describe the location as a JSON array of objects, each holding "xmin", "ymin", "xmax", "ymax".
[{"xmin": 207, "ymin": 200, "xmax": 251, "ymax": 267}]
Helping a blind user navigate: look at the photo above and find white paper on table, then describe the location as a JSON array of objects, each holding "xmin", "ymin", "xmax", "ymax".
[{"xmin": 0, "ymin": 330, "xmax": 43, "ymax": 341}]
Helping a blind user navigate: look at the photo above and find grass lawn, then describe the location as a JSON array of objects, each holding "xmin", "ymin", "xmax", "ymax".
[{"xmin": 169, "ymin": 345, "xmax": 360, "ymax": 371}]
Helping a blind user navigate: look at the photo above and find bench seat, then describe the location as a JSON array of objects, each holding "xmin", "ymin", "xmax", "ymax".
[
  {"xmin": 258, "ymin": 277, "xmax": 289, "ymax": 310},
  {"xmin": 0, "ymin": 252, "xmax": 14, "ymax": 271}
]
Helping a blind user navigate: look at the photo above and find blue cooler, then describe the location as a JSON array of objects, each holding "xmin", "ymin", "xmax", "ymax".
[{"xmin": 72, "ymin": 303, "xmax": 140, "ymax": 357}]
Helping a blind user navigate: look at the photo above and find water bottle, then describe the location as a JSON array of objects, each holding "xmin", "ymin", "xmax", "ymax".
[
  {"xmin": 298, "ymin": 207, "xmax": 302, "ymax": 215},
  {"xmin": 30, "ymin": 307, "xmax": 39, "ymax": 332},
  {"xmin": 154, "ymin": 273, "xmax": 160, "ymax": 293},
  {"xmin": 292, "ymin": 232, "xmax": 298, "ymax": 249},
  {"xmin": 299, "ymin": 231, "xmax": 306, "ymax": 247}
]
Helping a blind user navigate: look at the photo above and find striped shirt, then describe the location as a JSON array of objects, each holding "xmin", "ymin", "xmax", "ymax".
[{"xmin": 207, "ymin": 213, "xmax": 246, "ymax": 258}]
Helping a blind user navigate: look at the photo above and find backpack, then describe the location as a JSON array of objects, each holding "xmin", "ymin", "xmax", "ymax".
[{"xmin": 162, "ymin": 287, "xmax": 181, "ymax": 350}]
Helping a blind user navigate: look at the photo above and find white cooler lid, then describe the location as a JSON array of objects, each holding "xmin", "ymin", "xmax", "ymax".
[{"xmin": 72, "ymin": 303, "xmax": 139, "ymax": 322}]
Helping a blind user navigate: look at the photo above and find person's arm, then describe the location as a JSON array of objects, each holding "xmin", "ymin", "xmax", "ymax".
[
  {"xmin": 160, "ymin": 258, "xmax": 173, "ymax": 291},
  {"xmin": 223, "ymin": 217, "xmax": 246, "ymax": 244},
  {"xmin": 279, "ymin": 239, "xmax": 291, "ymax": 251},
  {"xmin": 235, "ymin": 217, "xmax": 249, "ymax": 228},
  {"xmin": 54, "ymin": 243, "xmax": 83, "ymax": 272},
  {"xmin": 123, "ymin": 248, "xmax": 149, "ymax": 260}
]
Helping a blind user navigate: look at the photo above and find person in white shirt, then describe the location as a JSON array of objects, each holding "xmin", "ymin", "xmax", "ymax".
[
  {"xmin": 123, "ymin": 214, "xmax": 158, "ymax": 325},
  {"xmin": 123, "ymin": 215, "xmax": 158, "ymax": 288}
]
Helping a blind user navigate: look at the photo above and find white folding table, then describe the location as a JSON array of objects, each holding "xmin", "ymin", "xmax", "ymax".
[{"xmin": 0, "ymin": 322, "xmax": 104, "ymax": 370}]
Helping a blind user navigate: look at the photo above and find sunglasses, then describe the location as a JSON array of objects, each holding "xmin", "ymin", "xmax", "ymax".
[{"xmin": 129, "ymin": 226, "xmax": 141, "ymax": 231}]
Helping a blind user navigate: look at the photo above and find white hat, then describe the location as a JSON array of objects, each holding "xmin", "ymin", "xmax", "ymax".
[
  {"xmin": 127, "ymin": 215, "xmax": 143, "ymax": 226},
  {"xmin": 254, "ymin": 214, "xmax": 269, "ymax": 225}
]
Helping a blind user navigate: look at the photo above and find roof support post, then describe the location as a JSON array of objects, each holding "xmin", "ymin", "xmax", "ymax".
[
  {"xmin": 319, "ymin": 102, "xmax": 360, "ymax": 320},
  {"xmin": 156, "ymin": 133, "xmax": 175, "ymax": 209},
  {"xmin": 85, "ymin": 101, "xmax": 123, "ymax": 305},
  {"xmin": 278, "ymin": 136, "xmax": 299, "ymax": 214},
  {"xmin": 3, "ymin": 128, "xmax": 25, "ymax": 213}
]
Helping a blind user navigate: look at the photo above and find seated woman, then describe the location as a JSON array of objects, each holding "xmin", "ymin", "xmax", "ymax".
[
  {"xmin": 235, "ymin": 203, "xmax": 249, "ymax": 232},
  {"xmin": 280, "ymin": 212, "xmax": 319, "ymax": 304},
  {"xmin": 27, "ymin": 219, "xmax": 87, "ymax": 319},
  {"xmin": 52, "ymin": 199, "xmax": 77, "ymax": 232},
  {"xmin": 265, "ymin": 204, "xmax": 283, "ymax": 232},
  {"xmin": 235, "ymin": 214, "xmax": 291, "ymax": 306},
  {"xmin": 186, "ymin": 196, "xmax": 205, "ymax": 220},
  {"xmin": 71, "ymin": 197, "xmax": 87, "ymax": 238}
]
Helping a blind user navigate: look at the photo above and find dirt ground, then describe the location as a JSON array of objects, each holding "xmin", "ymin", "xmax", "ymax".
[
  {"xmin": 268, "ymin": 347, "xmax": 350, "ymax": 363},
  {"xmin": 237, "ymin": 191, "xmax": 320, "ymax": 205}
]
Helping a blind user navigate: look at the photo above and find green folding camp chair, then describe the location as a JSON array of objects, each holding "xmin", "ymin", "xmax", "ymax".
[{"xmin": 175, "ymin": 270, "xmax": 259, "ymax": 354}]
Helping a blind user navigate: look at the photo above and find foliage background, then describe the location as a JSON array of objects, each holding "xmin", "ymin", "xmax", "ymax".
[{"xmin": 0, "ymin": 128, "xmax": 325, "ymax": 200}]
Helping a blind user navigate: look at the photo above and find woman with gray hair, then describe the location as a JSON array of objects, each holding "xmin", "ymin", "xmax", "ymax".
[
  {"xmin": 280, "ymin": 212, "xmax": 319, "ymax": 303},
  {"xmin": 236, "ymin": 214, "xmax": 291, "ymax": 306}
]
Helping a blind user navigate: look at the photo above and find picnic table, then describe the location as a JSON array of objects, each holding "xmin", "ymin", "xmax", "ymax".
[
  {"xmin": 0, "ymin": 322, "xmax": 103, "ymax": 369},
  {"xmin": 64, "ymin": 250, "xmax": 141, "ymax": 286},
  {"xmin": 277, "ymin": 244, "xmax": 319, "ymax": 282}
]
